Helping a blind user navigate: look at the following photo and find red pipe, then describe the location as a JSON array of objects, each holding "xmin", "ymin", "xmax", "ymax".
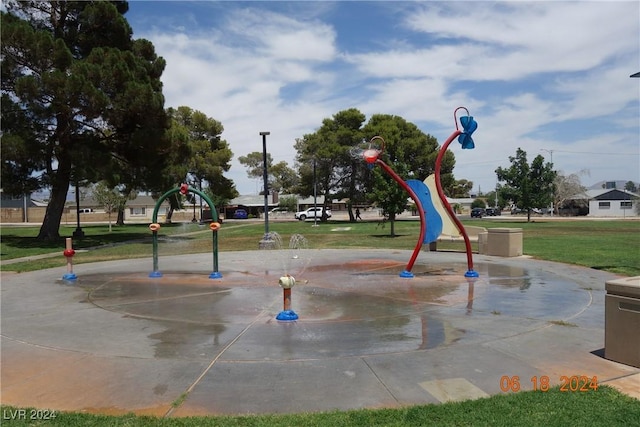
[
  {"xmin": 434, "ymin": 130, "xmax": 476, "ymax": 275},
  {"xmin": 376, "ymin": 159, "xmax": 426, "ymax": 276}
]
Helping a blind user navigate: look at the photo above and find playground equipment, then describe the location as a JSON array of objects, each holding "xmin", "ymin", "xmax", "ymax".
[
  {"xmin": 260, "ymin": 232, "xmax": 309, "ymax": 321},
  {"xmin": 149, "ymin": 183, "xmax": 222, "ymax": 279},
  {"xmin": 62, "ymin": 237, "xmax": 77, "ymax": 281},
  {"xmin": 276, "ymin": 274, "xmax": 299, "ymax": 321},
  {"xmin": 358, "ymin": 107, "xmax": 479, "ymax": 278}
]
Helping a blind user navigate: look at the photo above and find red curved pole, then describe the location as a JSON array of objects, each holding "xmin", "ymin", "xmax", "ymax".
[
  {"xmin": 376, "ymin": 159, "xmax": 425, "ymax": 276},
  {"xmin": 434, "ymin": 130, "xmax": 476, "ymax": 275}
]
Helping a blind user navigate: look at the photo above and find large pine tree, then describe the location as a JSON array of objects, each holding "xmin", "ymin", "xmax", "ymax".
[{"xmin": 1, "ymin": 1, "xmax": 168, "ymax": 240}]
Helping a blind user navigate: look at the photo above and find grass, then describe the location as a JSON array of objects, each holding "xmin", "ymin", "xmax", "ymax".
[
  {"xmin": 1, "ymin": 386, "xmax": 639, "ymax": 426},
  {"xmin": 2, "ymin": 218, "xmax": 639, "ymax": 276},
  {"xmin": 1, "ymin": 218, "xmax": 639, "ymax": 425}
]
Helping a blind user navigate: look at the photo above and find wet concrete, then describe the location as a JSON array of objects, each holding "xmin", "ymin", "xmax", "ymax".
[{"xmin": 1, "ymin": 249, "xmax": 638, "ymax": 417}]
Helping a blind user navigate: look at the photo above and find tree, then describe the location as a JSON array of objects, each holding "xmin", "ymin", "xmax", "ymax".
[
  {"xmin": 162, "ymin": 106, "xmax": 237, "ymax": 221},
  {"xmin": 449, "ymin": 179, "xmax": 474, "ymax": 198},
  {"xmin": 471, "ymin": 198, "xmax": 486, "ymax": 209},
  {"xmin": 1, "ymin": 1, "xmax": 169, "ymax": 241},
  {"xmin": 270, "ymin": 161, "xmax": 299, "ymax": 194},
  {"xmin": 368, "ymin": 160, "xmax": 413, "ymax": 236},
  {"xmin": 554, "ymin": 170, "xmax": 589, "ymax": 215},
  {"xmin": 625, "ymin": 181, "xmax": 638, "ymax": 193},
  {"xmin": 294, "ymin": 108, "xmax": 367, "ymax": 221},
  {"xmin": 277, "ymin": 195, "xmax": 298, "ymax": 212},
  {"xmin": 238, "ymin": 151, "xmax": 273, "ymax": 192},
  {"xmin": 149, "ymin": 107, "xmax": 192, "ymax": 222},
  {"xmin": 495, "ymin": 148, "xmax": 556, "ymax": 222},
  {"xmin": 362, "ymin": 114, "xmax": 455, "ymax": 236},
  {"xmin": 92, "ymin": 181, "xmax": 129, "ymax": 232},
  {"xmin": 238, "ymin": 152, "xmax": 298, "ymax": 194}
]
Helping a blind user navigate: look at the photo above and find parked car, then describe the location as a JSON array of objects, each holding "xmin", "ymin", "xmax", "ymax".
[
  {"xmin": 485, "ymin": 207, "xmax": 501, "ymax": 216},
  {"xmin": 233, "ymin": 208, "xmax": 248, "ymax": 219},
  {"xmin": 470, "ymin": 208, "xmax": 485, "ymax": 218},
  {"xmin": 295, "ymin": 207, "xmax": 332, "ymax": 221}
]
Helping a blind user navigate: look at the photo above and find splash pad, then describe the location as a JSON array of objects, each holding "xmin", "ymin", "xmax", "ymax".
[{"xmin": 3, "ymin": 248, "xmax": 628, "ymax": 416}]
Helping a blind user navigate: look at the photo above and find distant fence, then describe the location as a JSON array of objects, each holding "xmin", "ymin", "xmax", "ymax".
[{"xmin": 0, "ymin": 207, "xmax": 199, "ymax": 224}]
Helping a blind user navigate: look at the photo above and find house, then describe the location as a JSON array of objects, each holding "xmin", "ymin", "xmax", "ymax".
[{"xmin": 586, "ymin": 189, "xmax": 639, "ymax": 217}]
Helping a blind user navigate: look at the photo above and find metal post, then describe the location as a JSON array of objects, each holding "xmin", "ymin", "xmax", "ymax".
[
  {"xmin": 260, "ymin": 132, "xmax": 270, "ymax": 235},
  {"xmin": 313, "ymin": 158, "xmax": 318, "ymax": 227},
  {"xmin": 541, "ymin": 149, "xmax": 554, "ymax": 216},
  {"xmin": 73, "ymin": 178, "xmax": 84, "ymax": 238},
  {"xmin": 23, "ymin": 193, "xmax": 28, "ymax": 223}
]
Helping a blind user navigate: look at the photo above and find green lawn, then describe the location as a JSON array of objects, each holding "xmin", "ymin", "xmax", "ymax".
[{"xmin": 2, "ymin": 219, "xmax": 639, "ymax": 276}]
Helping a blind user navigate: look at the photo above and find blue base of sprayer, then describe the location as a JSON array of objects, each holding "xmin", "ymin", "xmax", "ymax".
[
  {"xmin": 464, "ymin": 270, "xmax": 479, "ymax": 278},
  {"xmin": 276, "ymin": 310, "xmax": 299, "ymax": 321},
  {"xmin": 62, "ymin": 273, "xmax": 77, "ymax": 281},
  {"xmin": 209, "ymin": 271, "xmax": 223, "ymax": 279},
  {"xmin": 149, "ymin": 271, "xmax": 163, "ymax": 278},
  {"xmin": 399, "ymin": 270, "xmax": 414, "ymax": 278}
]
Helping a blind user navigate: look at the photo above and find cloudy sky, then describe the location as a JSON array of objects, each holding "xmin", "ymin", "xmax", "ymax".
[{"xmin": 125, "ymin": 1, "xmax": 640, "ymax": 196}]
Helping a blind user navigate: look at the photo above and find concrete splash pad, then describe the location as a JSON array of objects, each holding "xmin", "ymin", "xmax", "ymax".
[{"xmin": 1, "ymin": 249, "xmax": 638, "ymax": 416}]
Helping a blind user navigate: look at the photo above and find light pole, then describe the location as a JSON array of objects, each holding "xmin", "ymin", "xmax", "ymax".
[
  {"xmin": 313, "ymin": 158, "xmax": 318, "ymax": 227},
  {"xmin": 259, "ymin": 131, "xmax": 272, "ymax": 248},
  {"xmin": 541, "ymin": 148, "xmax": 554, "ymax": 216},
  {"xmin": 72, "ymin": 176, "xmax": 84, "ymax": 238}
]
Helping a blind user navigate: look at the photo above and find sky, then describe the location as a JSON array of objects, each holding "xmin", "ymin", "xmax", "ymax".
[{"xmin": 124, "ymin": 1, "xmax": 640, "ymax": 196}]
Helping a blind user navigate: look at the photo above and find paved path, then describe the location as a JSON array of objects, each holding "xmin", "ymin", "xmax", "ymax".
[{"xmin": 1, "ymin": 249, "xmax": 638, "ymax": 417}]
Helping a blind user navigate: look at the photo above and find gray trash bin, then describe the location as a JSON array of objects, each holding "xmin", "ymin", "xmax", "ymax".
[{"xmin": 605, "ymin": 276, "xmax": 640, "ymax": 368}]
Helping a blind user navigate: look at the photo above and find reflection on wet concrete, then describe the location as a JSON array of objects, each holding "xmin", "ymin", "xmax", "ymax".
[{"xmin": 74, "ymin": 259, "xmax": 592, "ymax": 361}]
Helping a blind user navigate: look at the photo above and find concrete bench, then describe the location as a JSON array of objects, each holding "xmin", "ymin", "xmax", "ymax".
[
  {"xmin": 436, "ymin": 225, "xmax": 487, "ymax": 243},
  {"xmin": 426, "ymin": 226, "xmax": 487, "ymax": 252},
  {"xmin": 432, "ymin": 226, "xmax": 524, "ymax": 257}
]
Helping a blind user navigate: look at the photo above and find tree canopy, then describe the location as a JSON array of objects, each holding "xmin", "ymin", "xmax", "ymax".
[
  {"xmin": 294, "ymin": 108, "xmax": 367, "ymax": 221},
  {"xmin": 172, "ymin": 107, "xmax": 236, "ymax": 197},
  {"xmin": 1, "ymin": 1, "xmax": 169, "ymax": 240},
  {"xmin": 238, "ymin": 152, "xmax": 298, "ymax": 195}
]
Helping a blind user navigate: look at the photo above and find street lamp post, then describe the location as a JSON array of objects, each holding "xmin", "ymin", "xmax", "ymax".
[
  {"xmin": 72, "ymin": 177, "xmax": 84, "ymax": 239},
  {"xmin": 259, "ymin": 131, "xmax": 274, "ymax": 249},
  {"xmin": 541, "ymin": 149, "xmax": 554, "ymax": 217},
  {"xmin": 313, "ymin": 158, "xmax": 318, "ymax": 227}
]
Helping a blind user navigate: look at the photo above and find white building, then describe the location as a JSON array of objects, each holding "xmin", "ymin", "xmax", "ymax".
[{"xmin": 586, "ymin": 189, "xmax": 639, "ymax": 217}]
